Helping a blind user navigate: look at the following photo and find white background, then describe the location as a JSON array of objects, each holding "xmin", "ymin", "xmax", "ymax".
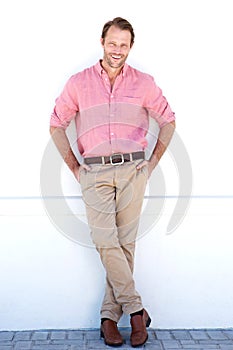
[{"xmin": 0, "ymin": 0, "xmax": 233, "ymax": 330}]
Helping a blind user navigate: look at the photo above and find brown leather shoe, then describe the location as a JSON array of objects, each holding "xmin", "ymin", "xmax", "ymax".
[
  {"xmin": 100, "ymin": 319, "xmax": 124, "ymax": 347},
  {"xmin": 130, "ymin": 309, "xmax": 151, "ymax": 347}
]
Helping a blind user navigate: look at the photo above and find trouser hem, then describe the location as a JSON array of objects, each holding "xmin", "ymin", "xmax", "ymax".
[
  {"xmin": 123, "ymin": 304, "xmax": 144, "ymax": 316},
  {"xmin": 100, "ymin": 311, "xmax": 121, "ymax": 323}
]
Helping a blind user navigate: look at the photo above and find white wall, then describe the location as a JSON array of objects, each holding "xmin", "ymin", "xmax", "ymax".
[{"xmin": 0, "ymin": 0, "xmax": 233, "ymax": 330}]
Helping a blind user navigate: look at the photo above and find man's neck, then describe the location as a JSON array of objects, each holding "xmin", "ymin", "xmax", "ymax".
[{"xmin": 101, "ymin": 60, "xmax": 123, "ymax": 87}]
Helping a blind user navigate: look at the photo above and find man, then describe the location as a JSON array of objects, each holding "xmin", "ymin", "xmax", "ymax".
[{"xmin": 50, "ymin": 17, "xmax": 175, "ymax": 347}]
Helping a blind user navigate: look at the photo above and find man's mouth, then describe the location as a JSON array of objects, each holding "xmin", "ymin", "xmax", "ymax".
[{"xmin": 111, "ymin": 55, "xmax": 122, "ymax": 60}]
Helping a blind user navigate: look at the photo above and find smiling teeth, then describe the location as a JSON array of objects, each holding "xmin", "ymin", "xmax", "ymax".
[{"xmin": 112, "ymin": 55, "xmax": 121, "ymax": 59}]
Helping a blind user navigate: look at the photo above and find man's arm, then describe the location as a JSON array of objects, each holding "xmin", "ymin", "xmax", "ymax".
[
  {"xmin": 49, "ymin": 126, "xmax": 90, "ymax": 182},
  {"xmin": 137, "ymin": 121, "xmax": 176, "ymax": 177}
]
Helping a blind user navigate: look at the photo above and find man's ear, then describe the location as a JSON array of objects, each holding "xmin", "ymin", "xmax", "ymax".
[{"xmin": 100, "ymin": 38, "xmax": 104, "ymax": 47}]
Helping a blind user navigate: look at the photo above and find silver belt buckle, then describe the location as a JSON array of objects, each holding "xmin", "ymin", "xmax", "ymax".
[{"xmin": 110, "ymin": 153, "xmax": 124, "ymax": 165}]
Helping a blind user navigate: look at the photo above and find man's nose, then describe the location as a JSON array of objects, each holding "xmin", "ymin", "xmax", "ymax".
[{"xmin": 113, "ymin": 45, "xmax": 121, "ymax": 54}]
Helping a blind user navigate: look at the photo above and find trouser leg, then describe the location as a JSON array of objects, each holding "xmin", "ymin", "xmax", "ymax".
[
  {"xmin": 100, "ymin": 241, "xmax": 136, "ymax": 321},
  {"xmin": 79, "ymin": 161, "xmax": 148, "ymax": 322}
]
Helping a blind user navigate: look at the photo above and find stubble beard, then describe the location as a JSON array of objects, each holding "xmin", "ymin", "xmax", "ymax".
[{"xmin": 104, "ymin": 50, "xmax": 128, "ymax": 69}]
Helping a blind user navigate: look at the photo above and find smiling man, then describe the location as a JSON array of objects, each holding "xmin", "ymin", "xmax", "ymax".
[
  {"xmin": 50, "ymin": 17, "xmax": 175, "ymax": 347},
  {"xmin": 101, "ymin": 24, "xmax": 132, "ymax": 73}
]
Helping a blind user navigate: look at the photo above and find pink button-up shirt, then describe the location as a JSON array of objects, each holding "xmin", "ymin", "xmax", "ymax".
[{"xmin": 50, "ymin": 61, "xmax": 175, "ymax": 157}]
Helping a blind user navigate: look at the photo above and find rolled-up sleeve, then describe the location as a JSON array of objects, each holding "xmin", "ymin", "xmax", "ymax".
[
  {"xmin": 50, "ymin": 75, "xmax": 79, "ymax": 128},
  {"xmin": 144, "ymin": 75, "xmax": 175, "ymax": 128}
]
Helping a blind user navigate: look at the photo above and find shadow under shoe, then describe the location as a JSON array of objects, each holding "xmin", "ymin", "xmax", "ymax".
[
  {"xmin": 130, "ymin": 309, "xmax": 151, "ymax": 347},
  {"xmin": 100, "ymin": 319, "xmax": 124, "ymax": 347}
]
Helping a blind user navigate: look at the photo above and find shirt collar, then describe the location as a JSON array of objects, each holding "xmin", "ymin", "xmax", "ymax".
[{"xmin": 95, "ymin": 60, "xmax": 129, "ymax": 77}]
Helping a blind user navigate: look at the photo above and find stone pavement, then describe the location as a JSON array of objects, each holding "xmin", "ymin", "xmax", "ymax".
[{"xmin": 0, "ymin": 329, "xmax": 233, "ymax": 349}]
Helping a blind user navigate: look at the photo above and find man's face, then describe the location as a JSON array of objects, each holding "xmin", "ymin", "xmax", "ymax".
[{"xmin": 101, "ymin": 25, "xmax": 132, "ymax": 70}]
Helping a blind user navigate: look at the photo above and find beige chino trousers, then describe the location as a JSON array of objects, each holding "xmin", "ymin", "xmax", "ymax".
[{"xmin": 79, "ymin": 159, "xmax": 148, "ymax": 322}]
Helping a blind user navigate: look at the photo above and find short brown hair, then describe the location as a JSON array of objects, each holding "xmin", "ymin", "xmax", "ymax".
[{"xmin": 101, "ymin": 17, "xmax": 135, "ymax": 47}]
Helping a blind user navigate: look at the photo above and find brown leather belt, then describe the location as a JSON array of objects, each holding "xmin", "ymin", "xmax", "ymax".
[{"xmin": 84, "ymin": 151, "xmax": 145, "ymax": 165}]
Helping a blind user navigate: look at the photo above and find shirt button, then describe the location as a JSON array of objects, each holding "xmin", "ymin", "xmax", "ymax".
[
  {"xmin": 111, "ymin": 95, "xmax": 114, "ymax": 98},
  {"xmin": 110, "ymin": 132, "xmax": 114, "ymax": 136}
]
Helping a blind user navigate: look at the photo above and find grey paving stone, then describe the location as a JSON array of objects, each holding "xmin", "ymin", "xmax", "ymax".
[
  {"xmin": 147, "ymin": 330, "xmax": 157, "ymax": 340},
  {"xmin": 31, "ymin": 331, "xmax": 49, "ymax": 340},
  {"xmin": 87, "ymin": 338, "xmax": 142, "ymax": 349},
  {"xmin": 14, "ymin": 340, "xmax": 33, "ymax": 349},
  {"xmin": 180, "ymin": 340, "xmax": 196, "ymax": 345},
  {"xmin": 199, "ymin": 339, "xmax": 233, "ymax": 345},
  {"xmin": 181, "ymin": 345, "xmax": 219, "ymax": 349},
  {"xmin": 84, "ymin": 330, "xmax": 101, "ymax": 340},
  {"xmin": 51, "ymin": 339, "xmax": 85, "ymax": 346},
  {"xmin": 146, "ymin": 339, "xmax": 162, "ymax": 346},
  {"xmin": 50, "ymin": 331, "xmax": 66, "ymax": 340},
  {"xmin": 118, "ymin": 346, "xmax": 134, "ymax": 350},
  {"xmin": 0, "ymin": 346, "xmax": 13, "ymax": 350},
  {"xmin": 162, "ymin": 340, "xmax": 181, "ymax": 348},
  {"xmin": 112, "ymin": 343, "xmax": 133, "ymax": 349},
  {"xmin": 67, "ymin": 330, "xmax": 84, "ymax": 340},
  {"xmin": 13, "ymin": 332, "xmax": 32, "ymax": 341},
  {"xmin": 34, "ymin": 340, "xmax": 51, "ymax": 345},
  {"xmin": 0, "ymin": 333, "xmax": 14, "ymax": 341},
  {"xmin": 190, "ymin": 330, "xmax": 210, "ymax": 340},
  {"xmin": 70, "ymin": 346, "xmax": 85, "ymax": 350},
  {"xmin": 219, "ymin": 340, "xmax": 233, "ymax": 345},
  {"xmin": 155, "ymin": 330, "xmax": 173, "ymax": 340},
  {"xmin": 207, "ymin": 330, "xmax": 229, "ymax": 340},
  {"xmin": 222, "ymin": 330, "xmax": 233, "ymax": 339},
  {"xmin": 86, "ymin": 340, "xmax": 112, "ymax": 348},
  {"xmin": 172, "ymin": 330, "xmax": 192, "ymax": 340},
  {"xmin": 32, "ymin": 345, "xmax": 69, "ymax": 350},
  {"xmin": 144, "ymin": 341, "xmax": 163, "ymax": 349}
]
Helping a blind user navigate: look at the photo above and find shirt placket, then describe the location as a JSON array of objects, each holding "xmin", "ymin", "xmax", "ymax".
[
  {"xmin": 101, "ymin": 71, "xmax": 122, "ymax": 154},
  {"xmin": 109, "ymin": 91, "xmax": 117, "ymax": 154}
]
